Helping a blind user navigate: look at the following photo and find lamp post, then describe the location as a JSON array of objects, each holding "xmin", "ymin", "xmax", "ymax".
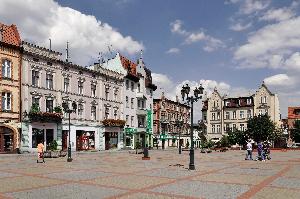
[
  {"xmin": 62, "ymin": 101, "xmax": 77, "ymax": 162},
  {"xmin": 181, "ymin": 83, "xmax": 204, "ymax": 170},
  {"xmin": 175, "ymin": 119, "xmax": 183, "ymax": 154},
  {"xmin": 160, "ymin": 119, "xmax": 168, "ymax": 150}
]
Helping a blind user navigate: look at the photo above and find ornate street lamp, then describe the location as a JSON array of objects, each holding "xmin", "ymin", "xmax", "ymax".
[
  {"xmin": 62, "ymin": 101, "xmax": 77, "ymax": 162},
  {"xmin": 175, "ymin": 119, "xmax": 184, "ymax": 154},
  {"xmin": 181, "ymin": 83, "xmax": 204, "ymax": 170}
]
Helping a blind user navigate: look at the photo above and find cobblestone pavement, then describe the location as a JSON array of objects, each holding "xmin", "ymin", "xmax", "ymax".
[{"xmin": 0, "ymin": 149, "xmax": 299, "ymax": 199}]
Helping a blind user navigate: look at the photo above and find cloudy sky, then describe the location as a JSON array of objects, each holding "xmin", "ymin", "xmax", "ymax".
[{"xmin": 1, "ymin": 0, "xmax": 300, "ymax": 119}]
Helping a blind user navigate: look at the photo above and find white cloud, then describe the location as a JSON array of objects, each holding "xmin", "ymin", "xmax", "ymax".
[
  {"xmin": 230, "ymin": 22, "xmax": 252, "ymax": 31},
  {"xmin": 166, "ymin": 48, "xmax": 180, "ymax": 54},
  {"xmin": 264, "ymin": 74, "xmax": 295, "ymax": 86},
  {"xmin": 284, "ymin": 52, "xmax": 300, "ymax": 71},
  {"xmin": 0, "ymin": 0, "xmax": 143, "ymax": 65},
  {"xmin": 260, "ymin": 7, "xmax": 296, "ymax": 22},
  {"xmin": 240, "ymin": 0, "xmax": 270, "ymax": 15},
  {"xmin": 170, "ymin": 19, "xmax": 225, "ymax": 52},
  {"xmin": 234, "ymin": 16, "xmax": 300, "ymax": 69}
]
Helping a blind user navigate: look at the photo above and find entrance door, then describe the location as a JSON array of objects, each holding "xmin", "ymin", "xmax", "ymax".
[
  {"xmin": 46, "ymin": 129, "xmax": 54, "ymax": 150},
  {"xmin": 0, "ymin": 127, "xmax": 14, "ymax": 153},
  {"xmin": 141, "ymin": 133, "xmax": 145, "ymax": 148}
]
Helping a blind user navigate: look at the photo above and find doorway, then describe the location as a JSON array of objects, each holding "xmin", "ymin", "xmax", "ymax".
[{"xmin": 0, "ymin": 127, "xmax": 14, "ymax": 153}]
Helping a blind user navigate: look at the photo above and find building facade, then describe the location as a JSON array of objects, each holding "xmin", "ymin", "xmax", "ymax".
[
  {"xmin": 153, "ymin": 94, "xmax": 190, "ymax": 148},
  {"xmin": 202, "ymin": 82, "xmax": 281, "ymax": 142},
  {"xmin": 93, "ymin": 53, "xmax": 157, "ymax": 149},
  {"xmin": 21, "ymin": 42, "xmax": 125, "ymax": 152},
  {"xmin": 0, "ymin": 23, "xmax": 21, "ymax": 153}
]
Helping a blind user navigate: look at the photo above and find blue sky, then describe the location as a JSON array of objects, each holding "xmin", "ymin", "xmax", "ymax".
[{"xmin": 1, "ymin": 0, "xmax": 300, "ymax": 118}]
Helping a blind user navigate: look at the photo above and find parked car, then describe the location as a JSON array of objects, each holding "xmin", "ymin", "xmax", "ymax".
[{"xmin": 288, "ymin": 143, "xmax": 300, "ymax": 148}]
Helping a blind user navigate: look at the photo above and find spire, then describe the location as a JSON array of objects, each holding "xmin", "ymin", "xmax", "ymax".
[{"xmin": 66, "ymin": 41, "xmax": 69, "ymax": 62}]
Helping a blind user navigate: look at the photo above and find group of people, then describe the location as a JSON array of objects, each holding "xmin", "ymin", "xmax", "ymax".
[{"xmin": 245, "ymin": 141, "xmax": 271, "ymax": 162}]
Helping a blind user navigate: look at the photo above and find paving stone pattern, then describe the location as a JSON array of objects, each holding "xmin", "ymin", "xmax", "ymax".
[{"xmin": 0, "ymin": 149, "xmax": 299, "ymax": 198}]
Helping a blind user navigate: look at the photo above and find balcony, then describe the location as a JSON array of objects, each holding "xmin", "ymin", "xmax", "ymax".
[
  {"xmin": 29, "ymin": 112, "xmax": 63, "ymax": 123},
  {"xmin": 136, "ymin": 92, "xmax": 146, "ymax": 99},
  {"xmin": 136, "ymin": 108, "xmax": 147, "ymax": 115}
]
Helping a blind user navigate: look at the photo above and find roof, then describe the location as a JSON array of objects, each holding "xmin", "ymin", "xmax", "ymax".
[
  {"xmin": 119, "ymin": 54, "xmax": 138, "ymax": 76},
  {"xmin": 0, "ymin": 23, "xmax": 21, "ymax": 46}
]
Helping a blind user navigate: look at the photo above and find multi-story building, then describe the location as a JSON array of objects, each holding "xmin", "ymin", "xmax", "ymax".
[
  {"xmin": 153, "ymin": 94, "xmax": 190, "ymax": 148},
  {"xmin": 286, "ymin": 107, "xmax": 300, "ymax": 143},
  {"xmin": 202, "ymin": 82, "xmax": 281, "ymax": 141},
  {"xmin": 21, "ymin": 42, "xmax": 125, "ymax": 152},
  {"xmin": 0, "ymin": 23, "xmax": 21, "ymax": 153},
  {"xmin": 92, "ymin": 52, "xmax": 157, "ymax": 149}
]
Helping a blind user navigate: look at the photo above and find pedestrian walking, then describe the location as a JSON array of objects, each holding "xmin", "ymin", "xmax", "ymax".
[
  {"xmin": 245, "ymin": 141, "xmax": 253, "ymax": 160},
  {"xmin": 256, "ymin": 141, "xmax": 265, "ymax": 162},
  {"xmin": 37, "ymin": 140, "xmax": 45, "ymax": 163}
]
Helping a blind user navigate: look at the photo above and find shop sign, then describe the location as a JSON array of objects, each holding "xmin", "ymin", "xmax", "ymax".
[
  {"xmin": 125, "ymin": 128, "xmax": 137, "ymax": 134},
  {"xmin": 146, "ymin": 110, "xmax": 152, "ymax": 134}
]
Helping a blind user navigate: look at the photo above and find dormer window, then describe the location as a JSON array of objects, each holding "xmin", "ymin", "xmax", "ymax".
[
  {"xmin": 247, "ymin": 98, "xmax": 251, "ymax": 105},
  {"xmin": 261, "ymin": 96, "xmax": 267, "ymax": 104}
]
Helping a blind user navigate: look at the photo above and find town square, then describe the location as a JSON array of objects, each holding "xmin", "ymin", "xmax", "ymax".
[{"xmin": 1, "ymin": 0, "xmax": 300, "ymax": 198}]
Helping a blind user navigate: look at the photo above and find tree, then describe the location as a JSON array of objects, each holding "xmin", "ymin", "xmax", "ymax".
[
  {"xmin": 291, "ymin": 120, "xmax": 300, "ymax": 143},
  {"xmin": 227, "ymin": 129, "xmax": 248, "ymax": 146},
  {"xmin": 220, "ymin": 135, "xmax": 230, "ymax": 147},
  {"xmin": 246, "ymin": 115, "xmax": 275, "ymax": 142}
]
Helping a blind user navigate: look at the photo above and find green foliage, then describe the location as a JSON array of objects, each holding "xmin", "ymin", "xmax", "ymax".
[
  {"xmin": 49, "ymin": 140, "xmax": 58, "ymax": 151},
  {"xmin": 246, "ymin": 115, "xmax": 275, "ymax": 142},
  {"xmin": 201, "ymin": 139, "xmax": 214, "ymax": 148},
  {"xmin": 291, "ymin": 120, "xmax": 300, "ymax": 143},
  {"xmin": 54, "ymin": 106, "xmax": 63, "ymax": 113},
  {"xmin": 135, "ymin": 141, "xmax": 141, "ymax": 149},
  {"xmin": 30, "ymin": 103, "xmax": 40, "ymax": 113},
  {"xmin": 220, "ymin": 135, "xmax": 230, "ymax": 147},
  {"xmin": 227, "ymin": 129, "xmax": 248, "ymax": 146}
]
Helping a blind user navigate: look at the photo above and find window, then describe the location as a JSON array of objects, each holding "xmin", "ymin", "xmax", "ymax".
[
  {"xmin": 105, "ymin": 87, "xmax": 109, "ymax": 100},
  {"xmin": 126, "ymin": 80, "xmax": 129, "ymax": 90},
  {"xmin": 2, "ymin": 59, "xmax": 11, "ymax": 78},
  {"xmin": 46, "ymin": 73, "xmax": 53, "ymax": 89},
  {"xmin": 131, "ymin": 116, "xmax": 134, "ymax": 127},
  {"xmin": 78, "ymin": 104, "xmax": 84, "ymax": 118},
  {"xmin": 225, "ymin": 112, "xmax": 230, "ymax": 120},
  {"xmin": 126, "ymin": 115, "xmax": 129, "ymax": 125},
  {"xmin": 114, "ymin": 109, "xmax": 118, "ymax": 119},
  {"xmin": 233, "ymin": 111, "xmax": 236, "ymax": 119},
  {"xmin": 212, "ymin": 113, "xmax": 215, "ymax": 120},
  {"xmin": 150, "ymin": 90, "xmax": 153, "ymax": 97},
  {"xmin": 64, "ymin": 78, "xmax": 69, "ymax": 92},
  {"xmin": 131, "ymin": 98, "xmax": 134, "ymax": 109},
  {"xmin": 32, "ymin": 70, "xmax": 39, "ymax": 86},
  {"xmin": 114, "ymin": 88, "xmax": 118, "ymax": 101},
  {"xmin": 225, "ymin": 124, "xmax": 230, "ymax": 132},
  {"xmin": 1, "ymin": 92, "xmax": 11, "ymax": 111},
  {"xmin": 261, "ymin": 96, "xmax": 267, "ymax": 103},
  {"xmin": 247, "ymin": 98, "xmax": 252, "ymax": 105},
  {"xmin": 217, "ymin": 112, "xmax": 220, "ymax": 120},
  {"xmin": 32, "ymin": 128, "xmax": 44, "ymax": 148},
  {"xmin": 233, "ymin": 124, "xmax": 236, "ymax": 129},
  {"xmin": 138, "ymin": 83, "xmax": 140, "ymax": 92},
  {"xmin": 78, "ymin": 81, "xmax": 83, "ymax": 95},
  {"xmin": 240, "ymin": 124, "xmax": 245, "ymax": 131},
  {"xmin": 32, "ymin": 96, "xmax": 39, "ymax": 106},
  {"xmin": 126, "ymin": 96, "xmax": 129, "ymax": 108},
  {"xmin": 91, "ymin": 106, "xmax": 96, "ymax": 120},
  {"xmin": 225, "ymin": 101, "xmax": 230, "ymax": 106},
  {"xmin": 91, "ymin": 84, "xmax": 96, "ymax": 97},
  {"xmin": 240, "ymin": 110, "xmax": 245, "ymax": 119},
  {"xmin": 131, "ymin": 82, "xmax": 134, "ymax": 91},
  {"xmin": 259, "ymin": 109, "xmax": 263, "ymax": 115},
  {"xmin": 247, "ymin": 110, "xmax": 252, "ymax": 118},
  {"xmin": 138, "ymin": 116, "xmax": 145, "ymax": 127},
  {"xmin": 217, "ymin": 125, "xmax": 221, "ymax": 133},
  {"xmin": 212, "ymin": 124, "xmax": 215, "ymax": 133},
  {"xmin": 46, "ymin": 99, "xmax": 53, "ymax": 112},
  {"xmin": 104, "ymin": 107, "xmax": 109, "ymax": 119}
]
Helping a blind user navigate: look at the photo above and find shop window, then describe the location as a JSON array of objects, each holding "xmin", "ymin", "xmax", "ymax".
[{"xmin": 32, "ymin": 128, "xmax": 44, "ymax": 148}]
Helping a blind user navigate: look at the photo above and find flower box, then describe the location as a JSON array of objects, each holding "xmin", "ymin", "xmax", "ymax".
[{"xmin": 29, "ymin": 112, "xmax": 63, "ymax": 123}]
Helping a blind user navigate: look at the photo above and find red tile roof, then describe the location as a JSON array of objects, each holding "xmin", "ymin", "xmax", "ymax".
[
  {"xmin": 119, "ymin": 54, "xmax": 137, "ymax": 76},
  {"xmin": 0, "ymin": 23, "xmax": 21, "ymax": 46}
]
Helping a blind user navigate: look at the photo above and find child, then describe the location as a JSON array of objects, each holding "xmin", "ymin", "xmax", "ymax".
[{"xmin": 37, "ymin": 140, "xmax": 45, "ymax": 163}]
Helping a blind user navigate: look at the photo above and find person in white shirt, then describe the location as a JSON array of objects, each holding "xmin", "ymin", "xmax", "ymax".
[{"xmin": 245, "ymin": 141, "xmax": 253, "ymax": 160}]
